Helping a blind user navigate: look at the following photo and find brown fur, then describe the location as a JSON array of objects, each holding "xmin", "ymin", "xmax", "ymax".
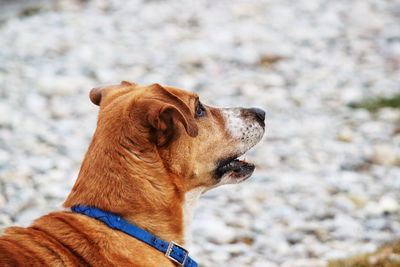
[{"xmin": 0, "ymin": 82, "xmax": 264, "ymax": 266}]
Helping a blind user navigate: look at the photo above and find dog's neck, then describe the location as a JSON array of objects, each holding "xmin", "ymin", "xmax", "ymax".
[
  {"xmin": 182, "ymin": 187, "xmax": 204, "ymax": 244},
  {"xmin": 64, "ymin": 137, "xmax": 191, "ymax": 245}
]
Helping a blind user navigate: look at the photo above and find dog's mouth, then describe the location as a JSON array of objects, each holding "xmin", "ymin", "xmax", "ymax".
[{"xmin": 214, "ymin": 154, "xmax": 255, "ymax": 182}]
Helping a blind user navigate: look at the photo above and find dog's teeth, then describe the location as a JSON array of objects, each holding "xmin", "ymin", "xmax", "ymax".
[{"xmin": 237, "ymin": 155, "xmax": 247, "ymax": 162}]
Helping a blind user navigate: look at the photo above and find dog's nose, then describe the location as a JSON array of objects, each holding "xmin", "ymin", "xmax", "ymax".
[{"xmin": 249, "ymin": 107, "xmax": 265, "ymax": 122}]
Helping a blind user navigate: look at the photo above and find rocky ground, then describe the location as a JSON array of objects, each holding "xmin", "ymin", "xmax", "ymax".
[{"xmin": 0, "ymin": 0, "xmax": 399, "ymax": 266}]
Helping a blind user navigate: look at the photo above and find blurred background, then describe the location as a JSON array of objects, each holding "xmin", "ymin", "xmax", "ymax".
[{"xmin": 0, "ymin": 0, "xmax": 399, "ymax": 266}]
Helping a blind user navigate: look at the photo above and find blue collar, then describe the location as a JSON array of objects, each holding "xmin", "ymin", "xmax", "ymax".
[{"xmin": 71, "ymin": 205, "xmax": 197, "ymax": 267}]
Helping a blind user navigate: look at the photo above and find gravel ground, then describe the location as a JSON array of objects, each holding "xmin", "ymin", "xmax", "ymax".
[{"xmin": 0, "ymin": 0, "xmax": 400, "ymax": 266}]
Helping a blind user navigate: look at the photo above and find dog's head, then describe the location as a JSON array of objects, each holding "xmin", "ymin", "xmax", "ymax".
[
  {"xmin": 64, "ymin": 81, "xmax": 265, "ymax": 242},
  {"xmin": 88, "ymin": 81, "xmax": 265, "ymax": 192}
]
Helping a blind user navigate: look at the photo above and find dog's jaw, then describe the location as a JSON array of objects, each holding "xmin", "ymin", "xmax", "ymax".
[{"xmin": 211, "ymin": 107, "xmax": 265, "ymax": 184}]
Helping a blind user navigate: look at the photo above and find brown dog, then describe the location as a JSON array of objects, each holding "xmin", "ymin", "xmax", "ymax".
[{"xmin": 0, "ymin": 82, "xmax": 265, "ymax": 266}]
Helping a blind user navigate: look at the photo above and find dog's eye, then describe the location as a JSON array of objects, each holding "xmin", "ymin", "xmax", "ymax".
[{"xmin": 195, "ymin": 102, "xmax": 206, "ymax": 118}]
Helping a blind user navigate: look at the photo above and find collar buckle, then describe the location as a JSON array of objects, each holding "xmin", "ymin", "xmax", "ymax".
[{"xmin": 165, "ymin": 241, "xmax": 188, "ymax": 266}]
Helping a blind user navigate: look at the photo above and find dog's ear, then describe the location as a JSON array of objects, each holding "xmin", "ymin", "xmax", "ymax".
[
  {"xmin": 120, "ymin": 80, "xmax": 135, "ymax": 86},
  {"xmin": 90, "ymin": 87, "xmax": 103, "ymax": 106},
  {"xmin": 90, "ymin": 81, "xmax": 136, "ymax": 106},
  {"xmin": 148, "ymin": 102, "xmax": 198, "ymax": 142},
  {"xmin": 144, "ymin": 85, "xmax": 198, "ymax": 146}
]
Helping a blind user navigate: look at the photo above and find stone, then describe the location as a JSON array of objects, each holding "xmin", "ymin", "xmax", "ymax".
[
  {"xmin": 252, "ymin": 260, "xmax": 278, "ymax": 267},
  {"xmin": 0, "ymin": 194, "xmax": 5, "ymax": 210},
  {"xmin": 366, "ymin": 218, "xmax": 387, "ymax": 230},
  {"xmin": 0, "ymin": 214, "xmax": 12, "ymax": 228},
  {"xmin": 378, "ymin": 108, "xmax": 400, "ymax": 123},
  {"xmin": 15, "ymin": 208, "xmax": 44, "ymax": 227},
  {"xmin": 365, "ymin": 196, "xmax": 399, "ymax": 216},
  {"xmin": 0, "ymin": 102, "xmax": 13, "ymax": 128},
  {"xmin": 36, "ymin": 76, "xmax": 89, "ymax": 97},
  {"xmin": 369, "ymin": 144, "xmax": 399, "ymax": 166},
  {"xmin": 194, "ymin": 219, "xmax": 236, "ymax": 244},
  {"xmin": 378, "ymin": 196, "xmax": 399, "ymax": 214},
  {"xmin": 337, "ymin": 126, "xmax": 354, "ymax": 142},
  {"xmin": 0, "ymin": 149, "xmax": 10, "ymax": 166}
]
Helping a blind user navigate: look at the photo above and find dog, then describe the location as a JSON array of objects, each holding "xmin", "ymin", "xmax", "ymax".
[{"xmin": 0, "ymin": 81, "xmax": 265, "ymax": 266}]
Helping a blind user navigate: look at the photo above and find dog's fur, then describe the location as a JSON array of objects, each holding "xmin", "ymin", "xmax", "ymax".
[{"xmin": 0, "ymin": 82, "xmax": 265, "ymax": 266}]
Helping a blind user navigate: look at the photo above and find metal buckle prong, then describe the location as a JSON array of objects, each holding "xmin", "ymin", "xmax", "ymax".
[{"xmin": 165, "ymin": 241, "xmax": 189, "ymax": 266}]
